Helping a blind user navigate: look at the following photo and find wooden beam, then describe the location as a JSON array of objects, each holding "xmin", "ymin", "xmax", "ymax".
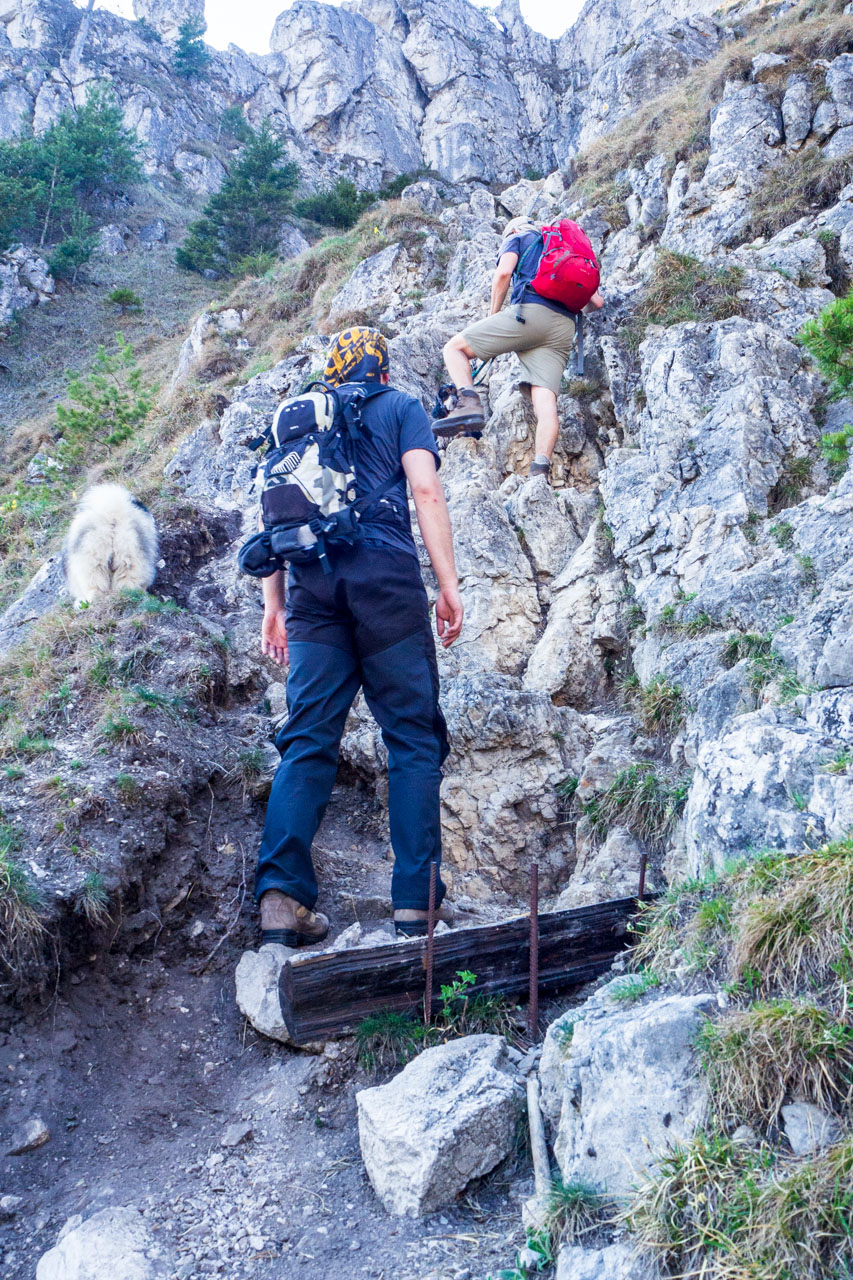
[{"xmin": 279, "ymin": 894, "xmax": 653, "ymax": 1044}]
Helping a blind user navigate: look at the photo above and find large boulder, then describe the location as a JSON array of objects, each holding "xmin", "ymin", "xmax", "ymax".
[
  {"xmin": 36, "ymin": 1206, "xmax": 172, "ymax": 1280},
  {"xmin": 539, "ymin": 983, "xmax": 715, "ymax": 1198},
  {"xmin": 0, "ymin": 243, "xmax": 54, "ymax": 328},
  {"xmin": 357, "ymin": 1035, "xmax": 522, "ymax": 1216}
]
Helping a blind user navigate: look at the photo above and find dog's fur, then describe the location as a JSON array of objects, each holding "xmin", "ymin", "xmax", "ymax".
[{"xmin": 64, "ymin": 484, "xmax": 159, "ymax": 606}]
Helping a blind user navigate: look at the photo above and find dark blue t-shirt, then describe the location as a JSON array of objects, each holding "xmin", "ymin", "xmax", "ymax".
[
  {"xmin": 351, "ymin": 382, "xmax": 439, "ymax": 558},
  {"xmin": 500, "ymin": 232, "xmax": 575, "ymax": 319}
]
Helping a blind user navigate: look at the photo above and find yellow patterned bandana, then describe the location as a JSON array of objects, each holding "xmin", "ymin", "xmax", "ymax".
[{"xmin": 323, "ymin": 326, "xmax": 389, "ymax": 387}]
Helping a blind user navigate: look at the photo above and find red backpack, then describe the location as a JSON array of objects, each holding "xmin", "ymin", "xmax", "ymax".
[{"xmin": 527, "ymin": 220, "xmax": 600, "ymax": 313}]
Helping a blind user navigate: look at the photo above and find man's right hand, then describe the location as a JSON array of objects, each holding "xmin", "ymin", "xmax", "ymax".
[
  {"xmin": 436, "ymin": 586, "xmax": 464, "ymax": 648},
  {"xmin": 261, "ymin": 608, "xmax": 289, "ymax": 665}
]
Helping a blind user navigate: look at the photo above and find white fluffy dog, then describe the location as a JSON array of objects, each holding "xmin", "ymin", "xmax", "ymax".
[{"xmin": 64, "ymin": 484, "xmax": 159, "ymax": 607}]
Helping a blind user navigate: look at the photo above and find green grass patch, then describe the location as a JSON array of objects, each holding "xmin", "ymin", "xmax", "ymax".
[{"xmin": 581, "ymin": 763, "xmax": 690, "ymax": 853}]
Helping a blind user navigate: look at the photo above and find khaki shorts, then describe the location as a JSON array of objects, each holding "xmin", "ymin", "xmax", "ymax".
[{"xmin": 462, "ymin": 303, "xmax": 576, "ymax": 396}]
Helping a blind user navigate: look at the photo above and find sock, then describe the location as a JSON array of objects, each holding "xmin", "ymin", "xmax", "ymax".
[{"xmin": 534, "ymin": 454, "xmax": 550, "ymax": 467}]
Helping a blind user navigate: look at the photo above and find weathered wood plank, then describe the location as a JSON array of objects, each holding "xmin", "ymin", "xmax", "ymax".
[{"xmin": 279, "ymin": 894, "xmax": 653, "ymax": 1043}]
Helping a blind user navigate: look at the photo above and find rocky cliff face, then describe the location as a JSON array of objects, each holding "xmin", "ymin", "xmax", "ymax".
[{"xmin": 0, "ymin": 0, "xmax": 724, "ymax": 188}]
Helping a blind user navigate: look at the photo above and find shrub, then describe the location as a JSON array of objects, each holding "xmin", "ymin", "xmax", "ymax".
[
  {"xmin": 47, "ymin": 209, "xmax": 97, "ymax": 283},
  {"xmin": 176, "ymin": 123, "xmax": 298, "ymax": 275},
  {"xmin": 106, "ymin": 287, "xmax": 143, "ymax": 314},
  {"xmin": 294, "ymin": 177, "xmax": 376, "ymax": 229},
  {"xmin": 172, "ymin": 17, "xmax": 210, "ymax": 79},
  {"xmin": 56, "ymin": 333, "xmax": 156, "ymax": 459},
  {"xmin": 543, "ymin": 1177, "xmax": 607, "ymax": 1245}
]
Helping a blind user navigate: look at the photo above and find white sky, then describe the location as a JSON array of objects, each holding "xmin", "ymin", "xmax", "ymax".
[{"xmin": 86, "ymin": 0, "xmax": 583, "ymax": 53}]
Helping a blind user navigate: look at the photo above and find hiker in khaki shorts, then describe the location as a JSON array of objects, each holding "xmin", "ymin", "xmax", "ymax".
[{"xmin": 440, "ymin": 216, "xmax": 604, "ymax": 479}]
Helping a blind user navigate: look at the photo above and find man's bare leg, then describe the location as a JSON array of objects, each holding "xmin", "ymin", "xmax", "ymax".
[
  {"xmin": 531, "ymin": 385, "xmax": 560, "ymax": 461},
  {"xmin": 443, "ymin": 334, "xmax": 477, "ymax": 388}
]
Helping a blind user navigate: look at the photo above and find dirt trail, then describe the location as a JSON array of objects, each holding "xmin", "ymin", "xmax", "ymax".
[{"xmin": 0, "ymin": 791, "xmax": 533, "ymax": 1280}]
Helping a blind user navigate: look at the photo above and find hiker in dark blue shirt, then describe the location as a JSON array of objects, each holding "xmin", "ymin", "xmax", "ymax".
[{"xmin": 255, "ymin": 327, "xmax": 464, "ymax": 946}]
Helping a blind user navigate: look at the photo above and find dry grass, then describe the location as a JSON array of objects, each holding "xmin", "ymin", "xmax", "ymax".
[
  {"xmin": 696, "ymin": 1000, "xmax": 853, "ymax": 1127},
  {"xmin": 571, "ymin": 2, "xmax": 852, "ymax": 209},
  {"xmin": 732, "ymin": 838, "xmax": 853, "ymax": 1006},
  {"xmin": 0, "ymin": 816, "xmax": 45, "ymax": 980},
  {"xmin": 634, "ymin": 250, "xmax": 746, "ymax": 329},
  {"xmin": 749, "ymin": 147, "xmax": 853, "ymax": 242},
  {"xmin": 633, "ymin": 838, "xmax": 853, "ymax": 1009},
  {"xmin": 628, "ymin": 1128, "xmax": 853, "ymax": 1280}
]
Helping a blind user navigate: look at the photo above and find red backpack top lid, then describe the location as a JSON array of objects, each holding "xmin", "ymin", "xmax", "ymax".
[{"xmin": 529, "ymin": 219, "xmax": 600, "ymax": 313}]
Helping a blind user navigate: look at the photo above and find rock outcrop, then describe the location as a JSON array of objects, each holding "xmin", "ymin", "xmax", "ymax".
[{"xmin": 539, "ymin": 981, "xmax": 715, "ymax": 1197}]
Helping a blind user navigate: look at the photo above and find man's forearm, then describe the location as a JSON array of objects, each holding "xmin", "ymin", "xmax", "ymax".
[
  {"xmin": 490, "ymin": 274, "xmax": 511, "ymax": 316},
  {"xmin": 414, "ymin": 487, "xmax": 458, "ymax": 590},
  {"xmin": 262, "ymin": 569, "xmax": 286, "ymax": 612}
]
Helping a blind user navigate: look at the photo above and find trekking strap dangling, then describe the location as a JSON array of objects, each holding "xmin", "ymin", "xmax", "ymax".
[{"xmin": 576, "ymin": 311, "xmax": 585, "ymax": 377}]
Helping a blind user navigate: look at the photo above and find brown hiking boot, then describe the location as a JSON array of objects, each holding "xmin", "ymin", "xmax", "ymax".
[
  {"xmin": 260, "ymin": 890, "xmax": 330, "ymax": 948},
  {"xmin": 393, "ymin": 904, "xmax": 456, "ymax": 938},
  {"xmin": 433, "ymin": 387, "xmax": 486, "ymax": 437}
]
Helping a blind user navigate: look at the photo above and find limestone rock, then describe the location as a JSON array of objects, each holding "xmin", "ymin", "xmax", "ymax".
[
  {"xmin": 556, "ymin": 1241, "xmax": 655, "ymax": 1280},
  {"xmin": 781, "ymin": 1102, "xmax": 842, "ymax": 1157},
  {"xmin": 36, "ymin": 1206, "xmax": 171, "ymax": 1280},
  {"xmin": 557, "ymin": 825, "xmax": 647, "ymax": 909},
  {"xmin": 684, "ymin": 692, "xmax": 853, "ymax": 877},
  {"xmin": 357, "ymin": 1035, "xmax": 522, "ymax": 1216},
  {"xmin": 504, "ymin": 475, "xmax": 580, "ymax": 578},
  {"xmin": 539, "ymin": 984, "xmax": 714, "ymax": 1197},
  {"xmin": 781, "ymin": 76, "xmax": 814, "ymax": 150},
  {"xmin": 131, "ymin": 0, "xmax": 204, "ymax": 44},
  {"xmin": 234, "ymin": 944, "xmax": 294, "ymax": 1045},
  {"xmin": 523, "ymin": 524, "xmax": 625, "ymax": 709},
  {"xmin": 1, "ymin": 243, "xmax": 54, "ymax": 328},
  {"xmin": 95, "ymin": 223, "xmax": 131, "ymax": 256},
  {"xmin": 7, "ymin": 1114, "xmax": 50, "ymax": 1155}
]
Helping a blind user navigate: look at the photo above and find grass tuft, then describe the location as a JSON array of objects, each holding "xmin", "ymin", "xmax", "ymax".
[
  {"xmin": 620, "ymin": 673, "xmax": 689, "ymax": 737},
  {"xmin": 581, "ymin": 763, "xmax": 691, "ymax": 853},
  {"xmin": 0, "ymin": 817, "xmax": 45, "ymax": 978},
  {"xmin": 697, "ymin": 1000, "xmax": 853, "ymax": 1128}
]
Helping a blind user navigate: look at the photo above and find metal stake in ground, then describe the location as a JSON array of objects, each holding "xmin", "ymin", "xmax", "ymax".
[
  {"xmin": 424, "ymin": 860, "xmax": 437, "ymax": 1025},
  {"xmin": 528, "ymin": 862, "xmax": 539, "ymax": 1040},
  {"xmin": 638, "ymin": 852, "xmax": 649, "ymax": 900}
]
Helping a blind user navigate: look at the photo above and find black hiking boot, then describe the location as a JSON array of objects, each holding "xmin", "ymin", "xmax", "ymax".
[
  {"xmin": 528, "ymin": 460, "xmax": 551, "ymax": 480},
  {"xmin": 432, "ymin": 387, "xmax": 486, "ymax": 437},
  {"xmin": 393, "ymin": 904, "xmax": 456, "ymax": 938},
  {"xmin": 260, "ymin": 891, "xmax": 330, "ymax": 948}
]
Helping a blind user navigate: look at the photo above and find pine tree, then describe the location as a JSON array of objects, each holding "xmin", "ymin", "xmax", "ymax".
[
  {"xmin": 0, "ymin": 87, "xmax": 142, "ymax": 252},
  {"xmin": 172, "ymin": 17, "xmax": 211, "ymax": 79},
  {"xmin": 56, "ymin": 333, "xmax": 156, "ymax": 458},
  {"xmin": 800, "ymin": 292, "xmax": 853, "ymax": 401},
  {"xmin": 176, "ymin": 124, "xmax": 298, "ymax": 275}
]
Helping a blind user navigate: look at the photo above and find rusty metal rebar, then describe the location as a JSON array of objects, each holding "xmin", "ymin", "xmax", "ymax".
[
  {"xmin": 528, "ymin": 862, "xmax": 539, "ymax": 1040},
  {"xmin": 638, "ymin": 852, "xmax": 649, "ymax": 900},
  {"xmin": 424, "ymin": 860, "xmax": 437, "ymax": 1025}
]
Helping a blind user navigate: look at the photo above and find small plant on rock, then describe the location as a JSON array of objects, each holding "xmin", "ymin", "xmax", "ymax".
[
  {"xmin": 621, "ymin": 673, "xmax": 689, "ymax": 737},
  {"xmin": 0, "ymin": 817, "xmax": 44, "ymax": 978},
  {"xmin": 582, "ymin": 763, "xmax": 690, "ymax": 852},
  {"xmin": 818, "ymin": 422, "xmax": 853, "ymax": 480}
]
